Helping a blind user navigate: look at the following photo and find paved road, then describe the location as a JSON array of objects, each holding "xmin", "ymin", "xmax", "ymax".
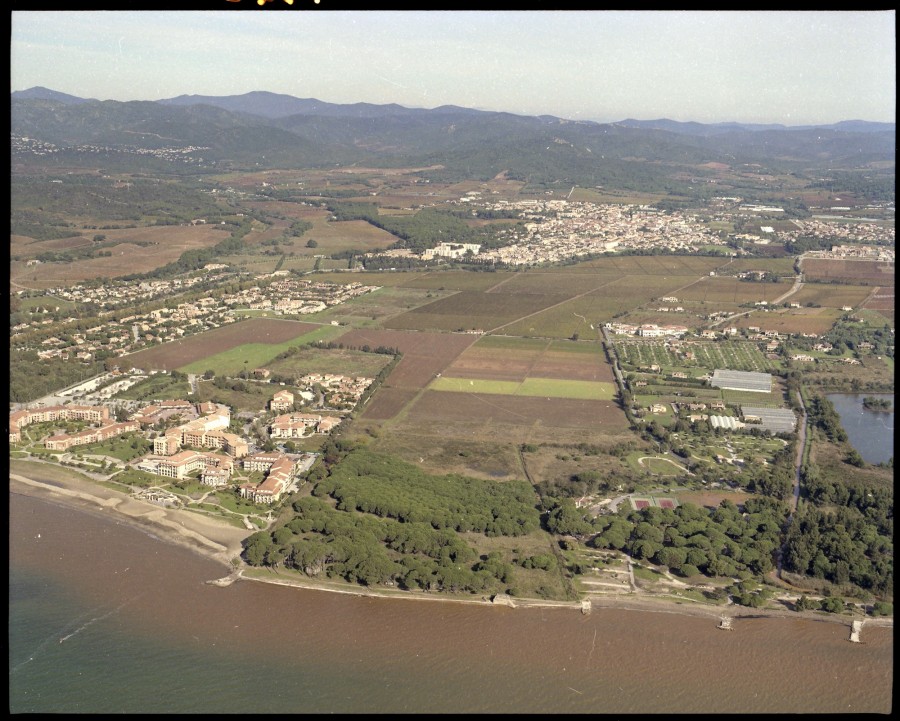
[{"xmin": 708, "ymin": 254, "xmax": 806, "ymax": 329}]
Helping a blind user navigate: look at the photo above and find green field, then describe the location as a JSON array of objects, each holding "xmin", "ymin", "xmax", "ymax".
[
  {"xmin": 430, "ymin": 376, "xmax": 615, "ymax": 400},
  {"xmin": 177, "ymin": 325, "xmax": 342, "ymax": 375}
]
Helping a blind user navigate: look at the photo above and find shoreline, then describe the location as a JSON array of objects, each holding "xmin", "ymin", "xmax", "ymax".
[{"xmin": 8, "ymin": 467, "xmax": 894, "ymax": 631}]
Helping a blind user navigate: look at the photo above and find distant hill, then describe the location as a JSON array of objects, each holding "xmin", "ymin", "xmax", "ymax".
[
  {"xmin": 10, "ymin": 86, "xmax": 94, "ymax": 104},
  {"xmin": 617, "ymin": 117, "xmax": 896, "ymax": 135},
  {"xmin": 10, "ymin": 87, "xmax": 895, "ymax": 189},
  {"xmin": 158, "ymin": 91, "xmax": 476, "ymax": 120}
]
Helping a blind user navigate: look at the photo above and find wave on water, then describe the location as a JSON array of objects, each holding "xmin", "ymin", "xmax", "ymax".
[
  {"xmin": 11, "ymin": 595, "xmax": 142, "ymax": 673},
  {"xmin": 58, "ymin": 596, "xmax": 141, "ymax": 645},
  {"xmin": 10, "ymin": 607, "xmax": 98, "ymax": 674}
]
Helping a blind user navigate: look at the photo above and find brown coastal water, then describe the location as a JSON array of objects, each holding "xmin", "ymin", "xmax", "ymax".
[{"xmin": 9, "ymin": 492, "xmax": 893, "ymax": 714}]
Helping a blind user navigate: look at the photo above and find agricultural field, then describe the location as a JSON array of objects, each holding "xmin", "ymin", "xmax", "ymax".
[
  {"xmin": 301, "ymin": 286, "xmax": 456, "ymax": 327},
  {"xmin": 719, "ymin": 385, "xmax": 787, "ymax": 408},
  {"xmin": 276, "ymin": 256, "xmax": 318, "ymax": 273},
  {"xmin": 216, "ymin": 254, "xmax": 282, "ymax": 274},
  {"xmin": 675, "ymin": 276, "xmax": 794, "ymax": 304},
  {"xmin": 485, "ymin": 271, "xmax": 622, "ymax": 296},
  {"xmin": 543, "ymin": 254, "xmax": 726, "ymax": 276},
  {"xmin": 266, "ymin": 345, "xmax": 394, "ymax": 380},
  {"xmin": 122, "ymin": 319, "xmax": 321, "ymax": 373},
  {"xmin": 443, "ymin": 336, "xmax": 614, "ymax": 383},
  {"xmin": 725, "ymin": 257, "xmax": 797, "ymax": 274},
  {"xmin": 617, "ymin": 339, "xmax": 779, "ymax": 374},
  {"xmin": 802, "ymin": 258, "xmax": 895, "ymax": 285},
  {"xmin": 733, "ymin": 308, "xmax": 842, "ymax": 335},
  {"xmin": 384, "ymin": 290, "xmax": 573, "ymax": 333},
  {"xmin": 430, "ymin": 376, "xmax": 616, "ymax": 401},
  {"xmin": 176, "ymin": 325, "xmax": 341, "ymax": 376},
  {"xmin": 616, "ymin": 309, "xmax": 701, "ymax": 328},
  {"xmin": 285, "ymin": 217, "xmax": 398, "ymax": 257},
  {"xmin": 788, "ymin": 283, "xmax": 874, "ymax": 309},
  {"xmin": 404, "ymin": 391, "xmax": 627, "ymax": 431},
  {"xmin": 354, "ymin": 348, "xmax": 630, "ymax": 478},
  {"xmin": 313, "ymin": 270, "xmax": 435, "ymax": 288},
  {"xmin": 860, "ymin": 286, "xmax": 894, "ymax": 321},
  {"xmin": 11, "ymin": 233, "xmax": 93, "ymax": 258},
  {"xmin": 335, "ymin": 328, "xmax": 478, "ymax": 391},
  {"xmin": 10, "ymin": 225, "xmax": 229, "ymax": 289},
  {"xmin": 394, "ymin": 271, "xmax": 510, "ymax": 292},
  {"xmin": 499, "ymin": 275, "xmax": 701, "ymax": 339},
  {"xmin": 358, "ymin": 388, "xmax": 421, "ymax": 421}
]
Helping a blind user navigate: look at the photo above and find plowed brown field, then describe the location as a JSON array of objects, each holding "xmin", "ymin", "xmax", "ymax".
[{"xmin": 123, "ymin": 319, "xmax": 318, "ymax": 371}]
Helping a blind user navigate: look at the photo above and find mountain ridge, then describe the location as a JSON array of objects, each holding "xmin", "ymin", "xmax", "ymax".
[{"xmin": 12, "ymin": 86, "xmax": 894, "ymax": 132}]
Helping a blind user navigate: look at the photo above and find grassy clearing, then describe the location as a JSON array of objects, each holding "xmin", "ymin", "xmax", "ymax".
[
  {"xmin": 195, "ymin": 380, "xmax": 276, "ymax": 413},
  {"xmin": 113, "ymin": 374, "xmax": 192, "ymax": 401},
  {"xmin": 636, "ymin": 455, "xmax": 690, "ymax": 475}
]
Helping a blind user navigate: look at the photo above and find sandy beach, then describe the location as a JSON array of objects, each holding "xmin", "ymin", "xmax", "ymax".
[
  {"xmin": 9, "ymin": 469, "xmax": 249, "ymax": 567},
  {"xmin": 8, "ymin": 463, "xmax": 894, "ymax": 631}
]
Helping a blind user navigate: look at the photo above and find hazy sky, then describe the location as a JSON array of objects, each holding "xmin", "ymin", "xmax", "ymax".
[{"xmin": 10, "ymin": 10, "xmax": 896, "ymax": 125}]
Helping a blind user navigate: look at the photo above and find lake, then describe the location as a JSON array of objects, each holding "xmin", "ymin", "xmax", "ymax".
[{"xmin": 826, "ymin": 393, "xmax": 894, "ymax": 465}]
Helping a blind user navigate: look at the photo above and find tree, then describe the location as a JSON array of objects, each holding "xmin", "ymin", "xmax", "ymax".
[
  {"xmin": 794, "ymin": 594, "xmax": 813, "ymax": 612},
  {"xmin": 306, "ymin": 239, "xmax": 318, "ymax": 248},
  {"xmin": 820, "ymin": 597, "xmax": 845, "ymax": 614},
  {"xmin": 545, "ymin": 498, "xmax": 592, "ymax": 536}
]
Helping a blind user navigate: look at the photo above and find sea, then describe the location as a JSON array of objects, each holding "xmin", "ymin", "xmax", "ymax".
[{"xmin": 9, "ymin": 491, "xmax": 893, "ymax": 714}]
